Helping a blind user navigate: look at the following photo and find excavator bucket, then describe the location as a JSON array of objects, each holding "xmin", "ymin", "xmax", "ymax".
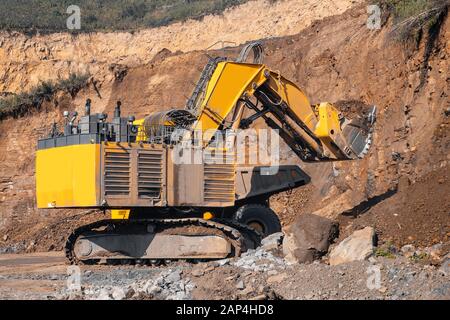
[{"xmin": 340, "ymin": 106, "xmax": 376, "ymax": 159}]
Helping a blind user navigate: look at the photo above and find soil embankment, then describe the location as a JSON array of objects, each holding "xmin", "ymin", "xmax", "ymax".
[{"xmin": 0, "ymin": 3, "xmax": 448, "ymax": 252}]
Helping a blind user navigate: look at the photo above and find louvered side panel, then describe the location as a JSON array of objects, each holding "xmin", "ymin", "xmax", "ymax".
[
  {"xmin": 104, "ymin": 149, "xmax": 130, "ymax": 196},
  {"xmin": 138, "ymin": 149, "xmax": 163, "ymax": 200},
  {"xmin": 203, "ymin": 152, "xmax": 235, "ymax": 203}
]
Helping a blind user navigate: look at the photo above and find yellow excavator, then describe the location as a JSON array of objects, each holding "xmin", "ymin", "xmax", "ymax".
[{"xmin": 36, "ymin": 42, "xmax": 375, "ymax": 264}]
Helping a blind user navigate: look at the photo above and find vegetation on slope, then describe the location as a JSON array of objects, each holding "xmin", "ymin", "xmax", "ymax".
[
  {"xmin": 378, "ymin": 0, "xmax": 448, "ymax": 89},
  {"xmin": 0, "ymin": 0, "xmax": 248, "ymax": 34},
  {"xmin": 380, "ymin": 0, "xmax": 448, "ymax": 40},
  {"xmin": 0, "ymin": 73, "xmax": 90, "ymax": 120}
]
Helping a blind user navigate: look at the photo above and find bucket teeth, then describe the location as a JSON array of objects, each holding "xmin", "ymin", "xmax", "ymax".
[
  {"xmin": 341, "ymin": 105, "xmax": 376, "ymax": 159},
  {"xmin": 355, "ymin": 105, "xmax": 376, "ymax": 158}
]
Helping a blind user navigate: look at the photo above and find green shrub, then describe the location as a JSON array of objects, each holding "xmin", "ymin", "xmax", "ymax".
[
  {"xmin": 387, "ymin": 0, "xmax": 429, "ymax": 20},
  {"xmin": 58, "ymin": 73, "xmax": 90, "ymax": 97},
  {"xmin": 374, "ymin": 241, "xmax": 396, "ymax": 258},
  {"xmin": 0, "ymin": 73, "xmax": 90, "ymax": 120},
  {"xmin": 409, "ymin": 252, "xmax": 429, "ymax": 262}
]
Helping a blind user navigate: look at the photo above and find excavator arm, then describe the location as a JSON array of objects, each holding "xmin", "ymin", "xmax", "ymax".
[{"xmin": 189, "ymin": 60, "xmax": 375, "ymax": 162}]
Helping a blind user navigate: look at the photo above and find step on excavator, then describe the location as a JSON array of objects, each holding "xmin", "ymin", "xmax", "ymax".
[{"xmin": 36, "ymin": 42, "xmax": 376, "ymax": 264}]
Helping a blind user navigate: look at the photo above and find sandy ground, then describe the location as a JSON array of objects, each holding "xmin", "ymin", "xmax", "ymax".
[
  {"xmin": 0, "ymin": 247, "xmax": 448, "ymax": 300},
  {"xmin": 0, "ymin": 252, "xmax": 66, "ymax": 299}
]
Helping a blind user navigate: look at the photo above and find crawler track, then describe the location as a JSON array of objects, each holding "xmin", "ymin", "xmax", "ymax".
[{"xmin": 65, "ymin": 218, "xmax": 261, "ymax": 265}]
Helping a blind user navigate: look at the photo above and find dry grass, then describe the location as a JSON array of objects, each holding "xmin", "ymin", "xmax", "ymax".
[{"xmin": 380, "ymin": 0, "xmax": 448, "ymax": 40}]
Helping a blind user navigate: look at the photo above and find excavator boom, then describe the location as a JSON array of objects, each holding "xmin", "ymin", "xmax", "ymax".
[{"xmin": 190, "ymin": 60, "xmax": 375, "ymax": 161}]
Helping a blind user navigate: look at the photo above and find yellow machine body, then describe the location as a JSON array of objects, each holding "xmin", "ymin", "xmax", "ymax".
[
  {"xmin": 36, "ymin": 60, "xmax": 373, "ymax": 211},
  {"xmin": 36, "ymin": 144, "xmax": 101, "ymax": 208},
  {"xmin": 111, "ymin": 209, "xmax": 131, "ymax": 219}
]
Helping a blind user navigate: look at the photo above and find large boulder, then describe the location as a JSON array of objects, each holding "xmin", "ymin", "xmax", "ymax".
[
  {"xmin": 329, "ymin": 227, "xmax": 376, "ymax": 265},
  {"xmin": 282, "ymin": 213, "xmax": 339, "ymax": 263}
]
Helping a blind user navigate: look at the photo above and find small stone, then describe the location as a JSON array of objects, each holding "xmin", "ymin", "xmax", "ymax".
[
  {"xmin": 2, "ymin": 235, "xmax": 8, "ymax": 241},
  {"xmin": 401, "ymin": 244, "xmax": 415, "ymax": 257},
  {"xmin": 165, "ymin": 270, "xmax": 181, "ymax": 283},
  {"xmin": 97, "ymin": 289, "xmax": 112, "ymax": 300},
  {"xmin": 266, "ymin": 273, "xmax": 287, "ymax": 284},
  {"xmin": 304, "ymin": 293, "xmax": 314, "ymax": 299},
  {"xmin": 215, "ymin": 259, "xmax": 229, "ymax": 266},
  {"xmin": 26, "ymin": 241, "xmax": 36, "ymax": 251},
  {"xmin": 146, "ymin": 284, "xmax": 161, "ymax": 295},
  {"xmin": 267, "ymin": 270, "xmax": 278, "ymax": 276},
  {"xmin": 111, "ymin": 287, "xmax": 126, "ymax": 300},
  {"xmin": 236, "ymin": 280, "xmax": 245, "ymax": 290},
  {"xmin": 378, "ymin": 286, "xmax": 387, "ymax": 293},
  {"xmin": 204, "ymin": 265, "xmax": 217, "ymax": 272},
  {"xmin": 426, "ymin": 243, "xmax": 444, "ymax": 260},
  {"xmin": 191, "ymin": 268, "xmax": 205, "ymax": 277},
  {"xmin": 225, "ymin": 275, "xmax": 237, "ymax": 281},
  {"xmin": 125, "ymin": 288, "xmax": 135, "ymax": 299}
]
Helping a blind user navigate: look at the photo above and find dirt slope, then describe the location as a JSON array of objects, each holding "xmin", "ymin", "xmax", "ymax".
[
  {"xmin": 0, "ymin": 3, "xmax": 449, "ymax": 252},
  {"xmin": 338, "ymin": 165, "xmax": 449, "ymax": 247}
]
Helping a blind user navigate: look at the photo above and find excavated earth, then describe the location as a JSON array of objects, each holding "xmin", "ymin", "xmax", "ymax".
[{"xmin": 0, "ymin": 2, "xmax": 448, "ymax": 299}]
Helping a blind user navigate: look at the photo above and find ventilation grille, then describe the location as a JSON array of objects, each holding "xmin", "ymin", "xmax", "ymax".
[
  {"xmin": 104, "ymin": 150, "xmax": 130, "ymax": 196},
  {"xmin": 204, "ymin": 153, "xmax": 235, "ymax": 203},
  {"xmin": 138, "ymin": 150, "xmax": 163, "ymax": 199}
]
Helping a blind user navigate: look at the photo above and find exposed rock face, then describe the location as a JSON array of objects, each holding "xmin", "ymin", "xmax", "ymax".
[
  {"xmin": 0, "ymin": 4, "xmax": 448, "ymax": 252},
  {"xmin": 283, "ymin": 214, "xmax": 339, "ymax": 263},
  {"xmin": 329, "ymin": 227, "xmax": 376, "ymax": 265},
  {"xmin": 0, "ymin": 0, "xmax": 360, "ymax": 93}
]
